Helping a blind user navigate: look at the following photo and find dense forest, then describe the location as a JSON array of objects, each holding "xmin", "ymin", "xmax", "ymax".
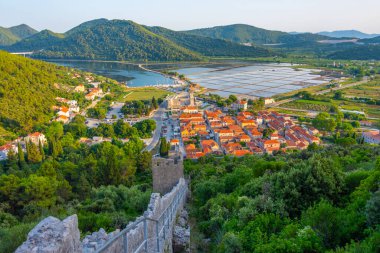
[
  {"xmin": 0, "ymin": 52, "xmax": 88, "ymax": 141},
  {"xmin": 2, "ymin": 19, "xmax": 275, "ymax": 61},
  {"xmin": 148, "ymin": 26, "xmax": 274, "ymax": 58},
  {"xmin": 186, "ymin": 145, "xmax": 380, "ymax": 252},
  {"xmin": 184, "ymin": 24, "xmax": 329, "ymax": 45},
  {"xmin": 0, "ymin": 117, "xmax": 155, "ymax": 252},
  {"xmin": 0, "ymin": 24, "xmax": 37, "ymax": 46},
  {"xmin": 328, "ymin": 45, "xmax": 380, "ymax": 60},
  {"xmin": 0, "ymin": 51, "xmax": 76, "ymax": 135}
]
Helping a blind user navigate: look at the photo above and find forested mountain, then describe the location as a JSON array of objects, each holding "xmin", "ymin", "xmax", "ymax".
[
  {"xmin": 0, "ymin": 24, "xmax": 37, "ymax": 46},
  {"xmin": 360, "ymin": 36, "xmax": 380, "ymax": 44},
  {"xmin": 147, "ymin": 26, "xmax": 274, "ymax": 57},
  {"xmin": 318, "ymin": 30, "xmax": 380, "ymax": 39},
  {"xmin": 184, "ymin": 24, "xmax": 329, "ymax": 45},
  {"xmin": 0, "ymin": 51, "xmax": 83, "ymax": 134},
  {"xmin": 8, "ymin": 29, "xmax": 64, "ymax": 51},
  {"xmin": 2, "ymin": 19, "xmax": 379, "ymax": 61},
  {"xmin": 328, "ymin": 45, "xmax": 380, "ymax": 60},
  {"xmin": 2, "ymin": 19, "xmax": 274, "ymax": 61}
]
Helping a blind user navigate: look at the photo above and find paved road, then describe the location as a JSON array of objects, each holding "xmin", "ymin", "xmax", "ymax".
[
  {"xmin": 267, "ymin": 78, "xmax": 369, "ymax": 107},
  {"xmin": 143, "ymin": 103, "xmax": 166, "ymax": 151}
]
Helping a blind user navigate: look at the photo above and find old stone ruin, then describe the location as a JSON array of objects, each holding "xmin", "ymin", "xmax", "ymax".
[{"xmin": 16, "ymin": 155, "xmax": 189, "ymax": 253}]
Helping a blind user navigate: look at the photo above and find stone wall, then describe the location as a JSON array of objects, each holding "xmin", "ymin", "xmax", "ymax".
[
  {"xmin": 152, "ymin": 155, "xmax": 184, "ymax": 195},
  {"xmin": 16, "ymin": 215, "xmax": 81, "ymax": 253},
  {"xmin": 16, "ymin": 178, "xmax": 188, "ymax": 253}
]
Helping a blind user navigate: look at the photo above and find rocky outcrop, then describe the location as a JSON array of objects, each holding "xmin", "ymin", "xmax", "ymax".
[
  {"xmin": 173, "ymin": 209, "xmax": 190, "ymax": 253},
  {"xmin": 16, "ymin": 215, "xmax": 81, "ymax": 253}
]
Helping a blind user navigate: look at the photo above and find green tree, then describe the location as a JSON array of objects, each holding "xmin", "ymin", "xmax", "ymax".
[
  {"xmin": 17, "ymin": 143, "xmax": 25, "ymax": 168},
  {"xmin": 312, "ymin": 112, "xmax": 337, "ymax": 132},
  {"xmin": 38, "ymin": 140, "xmax": 45, "ymax": 161},
  {"xmin": 27, "ymin": 142, "xmax": 42, "ymax": 164}
]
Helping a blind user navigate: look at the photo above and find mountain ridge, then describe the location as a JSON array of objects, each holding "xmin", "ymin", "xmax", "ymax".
[
  {"xmin": 0, "ymin": 24, "xmax": 38, "ymax": 46},
  {"xmin": 318, "ymin": 30, "xmax": 380, "ymax": 39},
  {"xmin": 2, "ymin": 19, "xmax": 275, "ymax": 61}
]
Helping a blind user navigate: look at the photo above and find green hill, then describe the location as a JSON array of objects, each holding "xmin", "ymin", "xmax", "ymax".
[
  {"xmin": 147, "ymin": 26, "xmax": 275, "ymax": 57},
  {"xmin": 3, "ymin": 19, "xmax": 274, "ymax": 61},
  {"xmin": 7, "ymin": 20, "xmax": 203, "ymax": 61},
  {"xmin": 8, "ymin": 24, "xmax": 38, "ymax": 39},
  {"xmin": 327, "ymin": 45, "xmax": 380, "ymax": 60},
  {"xmin": 184, "ymin": 24, "xmax": 328, "ymax": 45},
  {"xmin": 8, "ymin": 29, "xmax": 64, "ymax": 52},
  {"xmin": 0, "ymin": 24, "xmax": 37, "ymax": 46},
  {"xmin": 0, "ymin": 50, "xmax": 81, "ymax": 134},
  {"xmin": 359, "ymin": 36, "xmax": 380, "ymax": 44}
]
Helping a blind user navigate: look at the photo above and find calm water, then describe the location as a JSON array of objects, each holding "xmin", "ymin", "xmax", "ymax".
[{"xmin": 49, "ymin": 61, "xmax": 174, "ymax": 87}]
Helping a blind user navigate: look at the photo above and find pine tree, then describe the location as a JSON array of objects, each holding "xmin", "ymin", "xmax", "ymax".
[
  {"xmin": 27, "ymin": 141, "xmax": 42, "ymax": 164},
  {"xmin": 39, "ymin": 140, "xmax": 45, "ymax": 161},
  {"xmin": 152, "ymin": 96, "xmax": 158, "ymax": 109},
  {"xmin": 6, "ymin": 148, "xmax": 18, "ymax": 170},
  {"xmin": 17, "ymin": 142, "xmax": 25, "ymax": 167}
]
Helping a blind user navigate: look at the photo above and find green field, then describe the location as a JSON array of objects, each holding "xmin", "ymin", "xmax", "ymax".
[
  {"xmin": 341, "ymin": 79, "xmax": 380, "ymax": 99},
  {"xmin": 122, "ymin": 87, "xmax": 173, "ymax": 102}
]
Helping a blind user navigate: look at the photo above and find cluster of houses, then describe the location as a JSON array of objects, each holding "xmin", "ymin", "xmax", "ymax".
[
  {"xmin": 85, "ymin": 87, "xmax": 103, "ymax": 101},
  {"xmin": 176, "ymin": 102, "xmax": 321, "ymax": 159},
  {"xmin": 0, "ymin": 132, "xmax": 47, "ymax": 161},
  {"xmin": 54, "ymin": 97, "xmax": 80, "ymax": 124}
]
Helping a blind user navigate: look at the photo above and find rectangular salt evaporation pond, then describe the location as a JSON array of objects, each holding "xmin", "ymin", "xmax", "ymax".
[
  {"xmin": 266, "ymin": 87, "xmax": 296, "ymax": 93},
  {"xmin": 279, "ymin": 85, "xmax": 304, "ymax": 91},
  {"xmin": 176, "ymin": 67, "xmax": 215, "ymax": 75},
  {"xmin": 238, "ymin": 85, "xmax": 272, "ymax": 91},
  {"xmin": 225, "ymin": 87, "xmax": 264, "ymax": 94},
  {"xmin": 249, "ymin": 82, "xmax": 281, "ymax": 88},
  {"xmin": 249, "ymin": 90, "xmax": 279, "ymax": 97},
  {"xmin": 212, "ymin": 90, "xmax": 239, "ymax": 97},
  {"xmin": 201, "ymin": 84, "xmax": 226, "ymax": 90}
]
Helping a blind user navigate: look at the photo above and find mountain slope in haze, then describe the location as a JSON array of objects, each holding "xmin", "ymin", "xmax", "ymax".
[
  {"xmin": 318, "ymin": 30, "xmax": 380, "ymax": 39},
  {"xmin": 184, "ymin": 24, "xmax": 329, "ymax": 45},
  {"xmin": 4, "ymin": 19, "xmax": 274, "ymax": 61},
  {"xmin": 0, "ymin": 24, "xmax": 37, "ymax": 46},
  {"xmin": 359, "ymin": 36, "xmax": 380, "ymax": 44},
  {"xmin": 147, "ymin": 26, "xmax": 275, "ymax": 58}
]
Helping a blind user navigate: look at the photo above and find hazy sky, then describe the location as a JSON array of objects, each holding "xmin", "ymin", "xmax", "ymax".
[{"xmin": 0, "ymin": 0, "xmax": 379, "ymax": 34}]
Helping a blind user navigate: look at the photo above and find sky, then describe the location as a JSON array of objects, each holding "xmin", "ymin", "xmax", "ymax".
[{"xmin": 0, "ymin": 0, "xmax": 379, "ymax": 34}]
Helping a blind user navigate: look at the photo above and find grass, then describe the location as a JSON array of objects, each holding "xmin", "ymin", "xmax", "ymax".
[
  {"xmin": 341, "ymin": 79, "xmax": 380, "ymax": 99},
  {"xmin": 122, "ymin": 87, "xmax": 172, "ymax": 102}
]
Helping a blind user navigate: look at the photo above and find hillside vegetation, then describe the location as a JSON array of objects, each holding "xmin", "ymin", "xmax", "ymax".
[
  {"xmin": 328, "ymin": 45, "xmax": 380, "ymax": 60},
  {"xmin": 0, "ymin": 24, "xmax": 37, "ymax": 46},
  {"xmin": 2, "ymin": 19, "xmax": 274, "ymax": 61},
  {"xmin": 0, "ymin": 51, "xmax": 87, "ymax": 135},
  {"xmin": 186, "ymin": 145, "xmax": 380, "ymax": 252},
  {"xmin": 184, "ymin": 24, "xmax": 328, "ymax": 45},
  {"xmin": 148, "ymin": 26, "xmax": 274, "ymax": 57}
]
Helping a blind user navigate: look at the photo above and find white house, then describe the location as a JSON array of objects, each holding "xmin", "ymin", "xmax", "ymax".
[{"xmin": 24, "ymin": 132, "xmax": 47, "ymax": 146}]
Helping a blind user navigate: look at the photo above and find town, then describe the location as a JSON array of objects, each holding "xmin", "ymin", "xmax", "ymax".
[{"xmin": 164, "ymin": 93, "xmax": 321, "ymax": 159}]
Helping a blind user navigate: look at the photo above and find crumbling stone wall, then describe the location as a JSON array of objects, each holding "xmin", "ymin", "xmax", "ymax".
[
  {"xmin": 16, "ymin": 178, "xmax": 188, "ymax": 253},
  {"xmin": 16, "ymin": 215, "xmax": 81, "ymax": 253}
]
